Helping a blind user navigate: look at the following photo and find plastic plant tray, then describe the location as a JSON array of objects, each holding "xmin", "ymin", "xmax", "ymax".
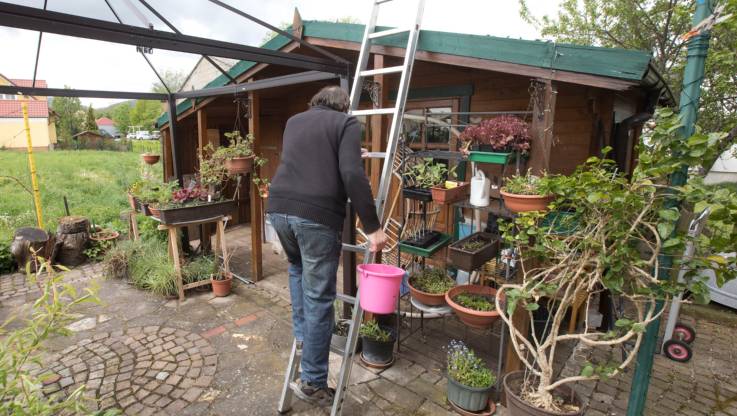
[
  {"xmin": 468, "ymin": 151, "xmax": 512, "ymax": 165},
  {"xmin": 399, "ymin": 232, "xmax": 451, "ymax": 257}
]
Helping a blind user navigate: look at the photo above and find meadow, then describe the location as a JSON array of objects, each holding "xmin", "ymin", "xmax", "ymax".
[{"xmin": 0, "ymin": 150, "xmax": 142, "ymax": 242}]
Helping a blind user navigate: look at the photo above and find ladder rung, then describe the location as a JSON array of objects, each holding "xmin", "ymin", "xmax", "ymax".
[
  {"xmin": 351, "ymin": 108, "xmax": 395, "ymax": 116},
  {"xmin": 360, "ymin": 66, "xmax": 404, "ymax": 77},
  {"xmin": 375, "ymin": 0, "xmax": 394, "ymax": 4},
  {"xmin": 368, "ymin": 27, "xmax": 410, "ymax": 39},
  {"xmin": 363, "ymin": 152, "xmax": 386, "ymax": 159},
  {"xmin": 336, "ymin": 293, "xmax": 356, "ymax": 304},
  {"xmin": 342, "ymin": 243, "xmax": 367, "ymax": 253},
  {"xmin": 330, "ymin": 344, "xmax": 345, "ymax": 355}
]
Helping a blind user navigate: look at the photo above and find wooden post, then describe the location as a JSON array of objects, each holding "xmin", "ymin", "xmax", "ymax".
[
  {"xmin": 168, "ymin": 227, "xmax": 185, "ymax": 301},
  {"xmin": 248, "ymin": 88, "xmax": 263, "ymax": 281},
  {"xmin": 166, "ymin": 95, "xmax": 183, "ymax": 185},
  {"xmin": 197, "ymin": 108, "xmax": 212, "ymax": 252},
  {"xmin": 162, "ymin": 129, "xmax": 174, "ymax": 181},
  {"xmin": 504, "ymin": 306, "xmax": 531, "ymax": 374},
  {"xmin": 528, "ymin": 79, "xmax": 557, "ymax": 175},
  {"xmin": 369, "ymin": 54, "xmax": 386, "ymax": 191}
]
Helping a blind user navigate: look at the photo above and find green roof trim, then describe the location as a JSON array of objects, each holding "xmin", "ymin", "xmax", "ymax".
[{"xmin": 159, "ymin": 21, "xmax": 654, "ymax": 127}]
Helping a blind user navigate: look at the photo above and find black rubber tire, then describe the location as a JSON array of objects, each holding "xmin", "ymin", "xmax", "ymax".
[
  {"xmin": 664, "ymin": 339, "xmax": 693, "ymax": 362},
  {"xmin": 674, "ymin": 322, "xmax": 696, "ymax": 344}
]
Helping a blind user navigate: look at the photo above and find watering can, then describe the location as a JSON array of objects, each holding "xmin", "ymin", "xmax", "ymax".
[{"xmin": 470, "ymin": 169, "xmax": 490, "ymax": 207}]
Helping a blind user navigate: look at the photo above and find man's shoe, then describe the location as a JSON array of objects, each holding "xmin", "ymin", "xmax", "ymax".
[{"xmin": 293, "ymin": 380, "xmax": 335, "ymax": 407}]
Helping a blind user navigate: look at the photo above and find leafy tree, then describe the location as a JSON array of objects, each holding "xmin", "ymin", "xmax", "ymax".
[
  {"xmin": 50, "ymin": 88, "xmax": 82, "ymax": 143},
  {"xmin": 130, "ymin": 100, "xmax": 164, "ymax": 131},
  {"xmin": 83, "ymin": 105, "xmax": 97, "ymax": 132},
  {"xmin": 151, "ymin": 69, "xmax": 186, "ymax": 94},
  {"xmin": 111, "ymin": 103, "xmax": 132, "ymax": 136},
  {"xmin": 519, "ymin": 0, "xmax": 737, "ymax": 131}
]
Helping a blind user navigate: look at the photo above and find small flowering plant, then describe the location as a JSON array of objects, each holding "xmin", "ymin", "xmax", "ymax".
[
  {"xmin": 447, "ymin": 340, "xmax": 495, "ymax": 388},
  {"xmin": 460, "ymin": 115, "xmax": 531, "ymax": 154}
]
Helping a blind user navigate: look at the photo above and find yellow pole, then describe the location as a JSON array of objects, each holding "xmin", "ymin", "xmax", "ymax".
[{"xmin": 22, "ymin": 102, "xmax": 44, "ymax": 228}]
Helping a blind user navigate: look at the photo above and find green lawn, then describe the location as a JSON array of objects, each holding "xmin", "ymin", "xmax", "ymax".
[{"xmin": 0, "ymin": 150, "xmax": 143, "ymax": 241}]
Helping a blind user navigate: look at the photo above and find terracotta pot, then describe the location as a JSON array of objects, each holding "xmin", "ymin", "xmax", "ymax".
[
  {"xmin": 407, "ymin": 277, "xmax": 451, "ymax": 306},
  {"xmin": 90, "ymin": 229, "xmax": 120, "ymax": 242},
  {"xmin": 504, "ymin": 371, "xmax": 584, "ymax": 416},
  {"xmin": 148, "ymin": 205, "xmax": 161, "ymax": 218},
  {"xmin": 211, "ymin": 274, "xmax": 233, "ymax": 297},
  {"xmin": 500, "ymin": 190, "xmax": 555, "ymax": 213},
  {"xmin": 142, "ymin": 154, "xmax": 160, "ymax": 165},
  {"xmin": 225, "ymin": 156, "xmax": 254, "ymax": 175},
  {"xmin": 430, "ymin": 182, "xmax": 470, "ymax": 204},
  {"xmin": 445, "ymin": 285, "xmax": 502, "ymax": 329}
]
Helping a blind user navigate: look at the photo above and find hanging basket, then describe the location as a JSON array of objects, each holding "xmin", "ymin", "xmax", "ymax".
[
  {"xmin": 225, "ymin": 156, "xmax": 254, "ymax": 175},
  {"xmin": 142, "ymin": 154, "xmax": 160, "ymax": 165}
]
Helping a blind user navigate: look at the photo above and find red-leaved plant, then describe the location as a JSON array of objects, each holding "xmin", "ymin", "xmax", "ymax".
[
  {"xmin": 171, "ymin": 186, "xmax": 206, "ymax": 205},
  {"xmin": 460, "ymin": 115, "xmax": 531, "ymax": 154}
]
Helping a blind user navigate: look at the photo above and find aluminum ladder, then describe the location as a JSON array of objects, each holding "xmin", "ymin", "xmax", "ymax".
[{"xmin": 277, "ymin": 0, "xmax": 425, "ymax": 414}]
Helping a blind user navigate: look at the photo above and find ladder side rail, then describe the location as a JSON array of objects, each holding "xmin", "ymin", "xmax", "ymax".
[{"xmin": 348, "ymin": 5, "xmax": 380, "ymax": 110}]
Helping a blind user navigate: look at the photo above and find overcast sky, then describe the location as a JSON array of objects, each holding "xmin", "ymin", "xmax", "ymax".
[{"xmin": 1, "ymin": 0, "xmax": 561, "ymax": 108}]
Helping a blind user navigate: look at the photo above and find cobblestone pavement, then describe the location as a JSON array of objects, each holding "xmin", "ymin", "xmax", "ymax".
[
  {"xmin": 561, "ymin": 306, "xmax": 737, "ymax": 416},
  {"xmin": 2, "ymin": 250, "xmax": 737, "ymax": 415}
]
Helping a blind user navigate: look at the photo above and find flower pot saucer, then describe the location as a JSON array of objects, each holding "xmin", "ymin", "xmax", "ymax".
[
  {"xmin": 448, "ymin": 398, "xmax": 496, "ymax": 416},
  {"xmin": 409, "ymin": 297, "xmax": 453, "ymax": 315},
  {"xmin": 359, "ymin": 352, "xmax": 394, "ymax": 369}
]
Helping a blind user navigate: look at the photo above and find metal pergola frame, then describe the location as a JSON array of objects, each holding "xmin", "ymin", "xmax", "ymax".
[{"xmin": 0, "ymin": 0, "xmax": 351, "ymax": 183}]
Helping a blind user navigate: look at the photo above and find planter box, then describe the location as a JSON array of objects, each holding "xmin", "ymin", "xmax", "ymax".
[
  {"xmin": 468, "ymin": 150, "xmax": 512, "ymax": 165},
  {"xmin": 403, "ymin": 187, "xmax": 433, "ymax": 202},
  {"xmin": 431, "ymin": 182, "xmax": 469, "ymax": 204},
  {"xmin": 399, "ymin": 232, "xmax": 451, "ymax": 257},
  {"xmin": 448, "ymin": 232, "xmax": 499, "ymax": 271},
  {"xmin": 157, "ymin": 200, "xmax": 237, "ymax": 225}
]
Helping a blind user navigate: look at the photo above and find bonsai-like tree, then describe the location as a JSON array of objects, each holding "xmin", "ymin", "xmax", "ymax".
[{"xmin": 495, "ymin": 109, "xmax": 737, "ymax": 412}]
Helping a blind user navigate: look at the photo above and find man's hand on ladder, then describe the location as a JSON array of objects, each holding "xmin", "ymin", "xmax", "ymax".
[{"xmin": 367, "ymin": 229, "xmax": 387, "ymax": 252}]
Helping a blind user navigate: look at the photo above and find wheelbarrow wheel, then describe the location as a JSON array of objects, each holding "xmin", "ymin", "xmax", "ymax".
[
  {"xmin": 664, "ymin": 339, "xmax": 693, "ymax": 362},
  {"xmin": 674, "ymin": 322, "xmax": 696, "ymax": 344}
]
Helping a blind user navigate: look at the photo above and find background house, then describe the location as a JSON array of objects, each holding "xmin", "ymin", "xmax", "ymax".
[
  {"xmin": 0, "ymin": 74, "xmax": 57, "ymax": 150},
  {"xmin": 95, "ymin": 116, "xmax": 119, "ymax": 138}
]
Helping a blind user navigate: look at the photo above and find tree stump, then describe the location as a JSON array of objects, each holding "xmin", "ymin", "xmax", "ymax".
[
  {"xmin": 10, "ymin": 227, "xmax": 49, "ymax": 271},
  {"xmin": 56, "ymin": 216, "xmax": 90, "ymax": 267}
]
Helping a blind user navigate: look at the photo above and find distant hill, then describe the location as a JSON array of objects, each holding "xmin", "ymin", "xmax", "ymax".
[{"xmin": 95, "ymin": 100, "xmax": 136, "ymax": 118}]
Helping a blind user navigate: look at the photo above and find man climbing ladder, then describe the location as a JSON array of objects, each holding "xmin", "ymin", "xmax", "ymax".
[{"xmin": 276, "ymin": 0, "xmax": 426, "ymax": 414}]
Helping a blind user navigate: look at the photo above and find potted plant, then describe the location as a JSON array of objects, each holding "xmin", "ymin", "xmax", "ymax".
[
  {"xmin": 331, "ymin": 319, "xmax": 351, "ymax": 351},
  {"xmin": 431, "ymin": 179, "xmax": 470, "ymax": 205},
  {"xmin": 407, "ymin": 267, "xmax": 455, "ymax": 306},
  {"xmin": 146, "ymin": 181, "xmax": 178, "ymax": 218},
  {"xmin": 493, "ymin": 109, "xmax": 737, "ymax": 416},
  {"xmin": 198, "ymin": 144, "xmax": 229, "ymax": 200},
  {"xmin": 141, "ymin": 152, "xmax": 160, "ymax": 165},
  {"xmin": 127, "ymin": 179, "xmax": 144, "ymax": 212},
  {"xmin": 359, "ymin": 320, "xmax": 395, "ymax": 367},
  {"xmin": 211, "ymin": 251, "xmax": 233, "ymax": 297},
  {"xmin": 448, "ymin": 232, "xmax": 500, "ymax": 271},
  {"xmin": 460, "ymin": 115, "xmax": 531, "ymax": 164},
  {"xmin": 500, "ymin": 170, "xmax": 555, "ymax": 213},
  {"xmin": 446, "ymin": 285, "xmax": 501, "ymax": 329},
  {"xmin": 154, "ymin": 185, "xmax": 237, "ymax": 225},
  {"xmin": 403, "ymin": 158, "xmax": 452, "ymax": 201},
  {"xmin": 446, "ymin": 340, "xmax": 496, "ymax": 413},
  {"xmin": 215, "ymin": 130, "xmax": 255, "ymax": 175}
]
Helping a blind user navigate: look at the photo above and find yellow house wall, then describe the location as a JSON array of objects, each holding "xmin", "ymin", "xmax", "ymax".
[{"xmin": 0, "ymin": 118, "xmax": 54, "ymax": 149}]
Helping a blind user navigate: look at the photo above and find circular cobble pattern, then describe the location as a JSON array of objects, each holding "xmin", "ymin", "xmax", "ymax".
[{"xmin": 42, "ymin": 326, "xmax": 217, "ymax": 415}]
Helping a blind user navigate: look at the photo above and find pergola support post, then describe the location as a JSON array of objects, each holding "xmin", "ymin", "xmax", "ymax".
[
  {"xmin": 166, "ymin": 95, "xmax": 182, "ymax": 184},
  {"xmin": 248, "ymin": 88, "xmax": 263, "ymax": 282},
  {"xmin": 528, "ymin": 79, "xmax": 557, "ymax": 175}
]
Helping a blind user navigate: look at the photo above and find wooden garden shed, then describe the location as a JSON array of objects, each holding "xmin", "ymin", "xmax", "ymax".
[{"xmin": 157, "ymin": 12, "xmax": 672, "ymax": 282}]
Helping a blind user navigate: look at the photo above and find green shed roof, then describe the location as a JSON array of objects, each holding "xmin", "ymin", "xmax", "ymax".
[{"xmin": 158, "ymin": 21, "xmax": 655, "ymax": 127}]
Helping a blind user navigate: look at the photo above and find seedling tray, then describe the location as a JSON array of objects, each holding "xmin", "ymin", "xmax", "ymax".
[
  {"xmin": 468, "ymin": 151, "xmax": 512, "ymax": 165},
  {"xmin": 403, "ymin": 187, "xmax": 433, "ymax": 202},
  {"xmin": 399, "ymin": 232, "xmax": 451, "ymax": 257},
  {"xmin": 448, "ymin": 232, "xmax": 500, "ymax": 271}
]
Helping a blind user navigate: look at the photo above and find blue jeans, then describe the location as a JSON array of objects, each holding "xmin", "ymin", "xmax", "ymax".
[{"xmin": 267, "ymin": 213, "xmax": 341, "ymax": 388}]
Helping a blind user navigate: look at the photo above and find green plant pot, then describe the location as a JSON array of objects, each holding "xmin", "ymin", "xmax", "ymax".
[{"xmin": 447, "ymin": 375, "xmax": 493, "ymax": 412}]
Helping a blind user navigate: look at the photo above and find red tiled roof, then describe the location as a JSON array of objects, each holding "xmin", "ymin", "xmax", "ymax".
[
  {"xmin": 96, "ymin": 117, "xmax": 114, "ymax": 126},
  {"xmin": 0, "ymin": 100, "xmax": 49, "ymax": 118},
  {"xmin": 9, "ymin": 79, "xmax": 48, "ymax": 88}
]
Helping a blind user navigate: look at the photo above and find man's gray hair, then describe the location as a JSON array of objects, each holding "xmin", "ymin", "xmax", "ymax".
[{"xmin": 309, "ymin": 86, "xmax": 350, "ymax": 113}]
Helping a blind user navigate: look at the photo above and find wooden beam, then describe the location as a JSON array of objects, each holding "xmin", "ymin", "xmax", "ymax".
[
  {"xmin": 306, "ymin": 37, "xmax": 639, "ymax": 92},
  {"xmin": 162, "ymin": 129, "xmax": 174, "ymax": 180},
  {"xmin": 528, "ymin": 79, "xmax": 557, "ymax": 175},
  {"xmin": 248, "ymin": 87, "xmax": 263, "ymax": 282}
]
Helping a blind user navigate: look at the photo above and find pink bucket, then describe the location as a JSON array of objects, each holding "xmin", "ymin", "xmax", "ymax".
[{"xmin": 358, "ymin": 263, "xmax": 405, "ymax": 314}]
